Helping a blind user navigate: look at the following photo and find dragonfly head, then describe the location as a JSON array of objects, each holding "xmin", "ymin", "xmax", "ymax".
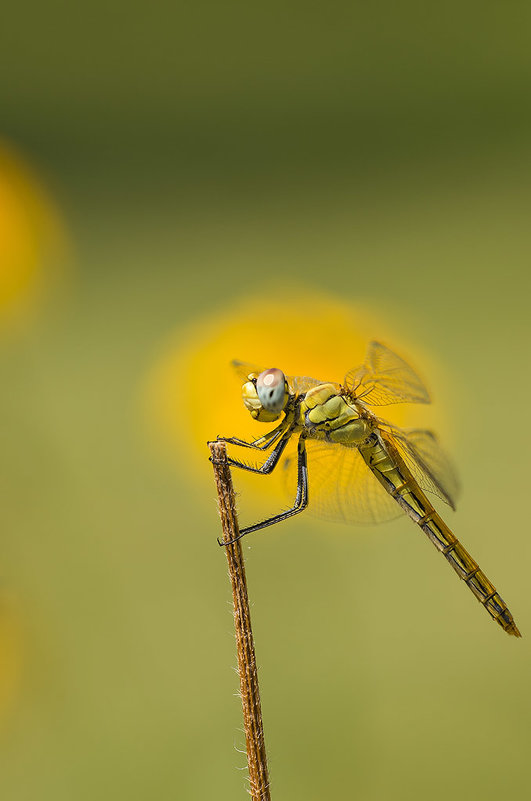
[{"xmin": 242, "ymin": 368, "xmax": 289, "ymax": 422}]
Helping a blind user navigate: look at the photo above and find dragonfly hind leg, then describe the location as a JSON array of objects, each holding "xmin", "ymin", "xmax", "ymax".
[{"xmin": 219, "ymin": 435, "xmax": 308, "ymax": 546}]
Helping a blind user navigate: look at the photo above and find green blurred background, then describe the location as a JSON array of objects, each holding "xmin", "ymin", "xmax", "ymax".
[{"xmin": 1, "ymin": 3, "xmax": 531, "ymax": 799}]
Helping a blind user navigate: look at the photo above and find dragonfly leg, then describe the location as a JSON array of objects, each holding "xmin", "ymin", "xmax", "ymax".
[
  {"xmin": 213, "ymin": 422, "xmax": 287, "ymax": 452},
  {"xmin": 222, "ymin": 428, "xmax": 293, "ymax": 475},
  {"xmin": 219, "ymin": 435, "xmax": 308, "ymax": 546}
]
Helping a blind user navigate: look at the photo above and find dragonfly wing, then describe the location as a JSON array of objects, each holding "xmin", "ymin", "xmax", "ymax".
[
  {"xmin": 232, "ymin": 360, "xmax": 335, "ymax": 394},
  {"xmin": 283, "ymin": 438, "xmax": 402, "ymax": 524},
  {"xmin": 288, "ymin": 375, "xmax": 341, "ymax": 394},
  {"xmin": 232, "ymin": 360, "xmax": 264, "ymax": 382},
  {"xmin": 383, "ymin": 427, "xmax": 460, "ymax": 510},
  {"xmin": 345, "ymin": 341, "xmax": 431, "ymax": 406}
]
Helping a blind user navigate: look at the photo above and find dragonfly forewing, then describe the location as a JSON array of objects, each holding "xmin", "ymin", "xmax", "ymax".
[{"xmin": 345, "ymin": 341, "xmax": 431, "ymax": 406}]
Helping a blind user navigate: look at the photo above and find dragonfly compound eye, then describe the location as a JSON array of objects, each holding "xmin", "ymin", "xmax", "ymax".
[{"xmin": 256, "ymin": 368, "xmax": 287, "ymax": 413}]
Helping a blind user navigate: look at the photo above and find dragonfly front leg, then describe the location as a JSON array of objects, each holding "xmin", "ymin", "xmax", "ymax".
[
  {"xmin": 224, "ymin": 427, "xmax": 293, "ymax": 475},
  {"xmin": 219, "ymin": 435, "xmax": 308, "ymax": 545},
  {"xmin": 215, "ymin": 421, "xmax": 287, "ymax": 452}
]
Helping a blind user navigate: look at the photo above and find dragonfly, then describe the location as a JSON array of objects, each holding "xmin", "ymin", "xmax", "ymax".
[{"xmin": 215, "ymin": 341, "xmax": 520, "ymax": 637}]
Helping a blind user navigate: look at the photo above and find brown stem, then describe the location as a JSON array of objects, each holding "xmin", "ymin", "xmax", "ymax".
[{"xmin": 209, "ymin": 441, "xmax": 271, "ymax": 801}]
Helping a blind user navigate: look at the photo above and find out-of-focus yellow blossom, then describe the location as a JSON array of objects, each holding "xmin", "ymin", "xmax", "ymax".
[
  {"xmin": 146, "ymin": 291, "xmax": 440, "ymax": 510},
  {"xmin": 0, "ymin": 139, "xmax": 66, "ymax": 334},
  {"xmin": 0, "ymin": 141, "xmax": 66, "ymax": 725}
]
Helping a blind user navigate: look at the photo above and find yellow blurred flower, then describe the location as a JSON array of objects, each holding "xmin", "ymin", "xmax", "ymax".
[
  {"xmin": 146, "ymin": 291, "xmax": 441, "ymax": 511},
  {"xmin": 0, "ymin": 139, "xmax": 66, "ymax": 334},
  {"xmin": 0, "ymin": 140, "xmax": 67, "ymax": 724}
]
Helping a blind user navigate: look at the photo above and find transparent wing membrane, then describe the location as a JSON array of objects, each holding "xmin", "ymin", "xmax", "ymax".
[
  {"xmin": 288, "ymin": 375, "xmax": 340, "ymax": 394},
  {"xmin": 282, "ymin": 426, "xmax": 459, "ymax": 524},
  {"xmin": 283, "ymin": 439, "xmax": 401, "ymax": 524},
  {"xmin": 382, "ymin": 426, "xmax": 460, "ymax": 510},
  {"xmin": 231, "ymin": 359, "xmax": 264, "ymax": 382},
  {"xmin": 345, "ymin": 341, "xmax": 431, "ymax": 406}
]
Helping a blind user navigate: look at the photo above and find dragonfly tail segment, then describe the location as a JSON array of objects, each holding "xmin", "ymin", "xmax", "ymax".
[
  {"xmin": 360, "ymin": 432, "xmax": 521, "ymax": 637},
  {"xmin": 420, "ymin": 521, "xmax": 521, "ymax": 638}
]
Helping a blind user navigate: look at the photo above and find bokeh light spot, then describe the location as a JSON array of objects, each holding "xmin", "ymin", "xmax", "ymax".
[{"xmin": 0, "ymin": 140, "xmax": 67, "ymax": 333}]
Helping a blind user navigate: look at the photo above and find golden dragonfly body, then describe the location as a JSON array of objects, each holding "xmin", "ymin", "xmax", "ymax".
[{"xmin": 217, "ymin": 342, "xmax": 520, "ymax": 637}]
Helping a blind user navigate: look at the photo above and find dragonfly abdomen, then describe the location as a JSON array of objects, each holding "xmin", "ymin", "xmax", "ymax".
[
  {"xmin": 420, "ymin": 513, "xmax": 520, "ymax": 636},
  {"xmin": 359, "ymin": 432, "xmax": 521, "ymax": 637}
]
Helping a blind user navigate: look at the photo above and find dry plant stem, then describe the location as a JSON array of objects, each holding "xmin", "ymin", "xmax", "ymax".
[{"xmin": 210, "ymin": 441, "xmax": 271, "ymax": 801}]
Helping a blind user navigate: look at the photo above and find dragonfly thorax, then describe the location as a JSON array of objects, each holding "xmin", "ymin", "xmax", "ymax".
[{"xmin": 300, "ymin": 383, "xmax": 373, "ymax": 445}]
